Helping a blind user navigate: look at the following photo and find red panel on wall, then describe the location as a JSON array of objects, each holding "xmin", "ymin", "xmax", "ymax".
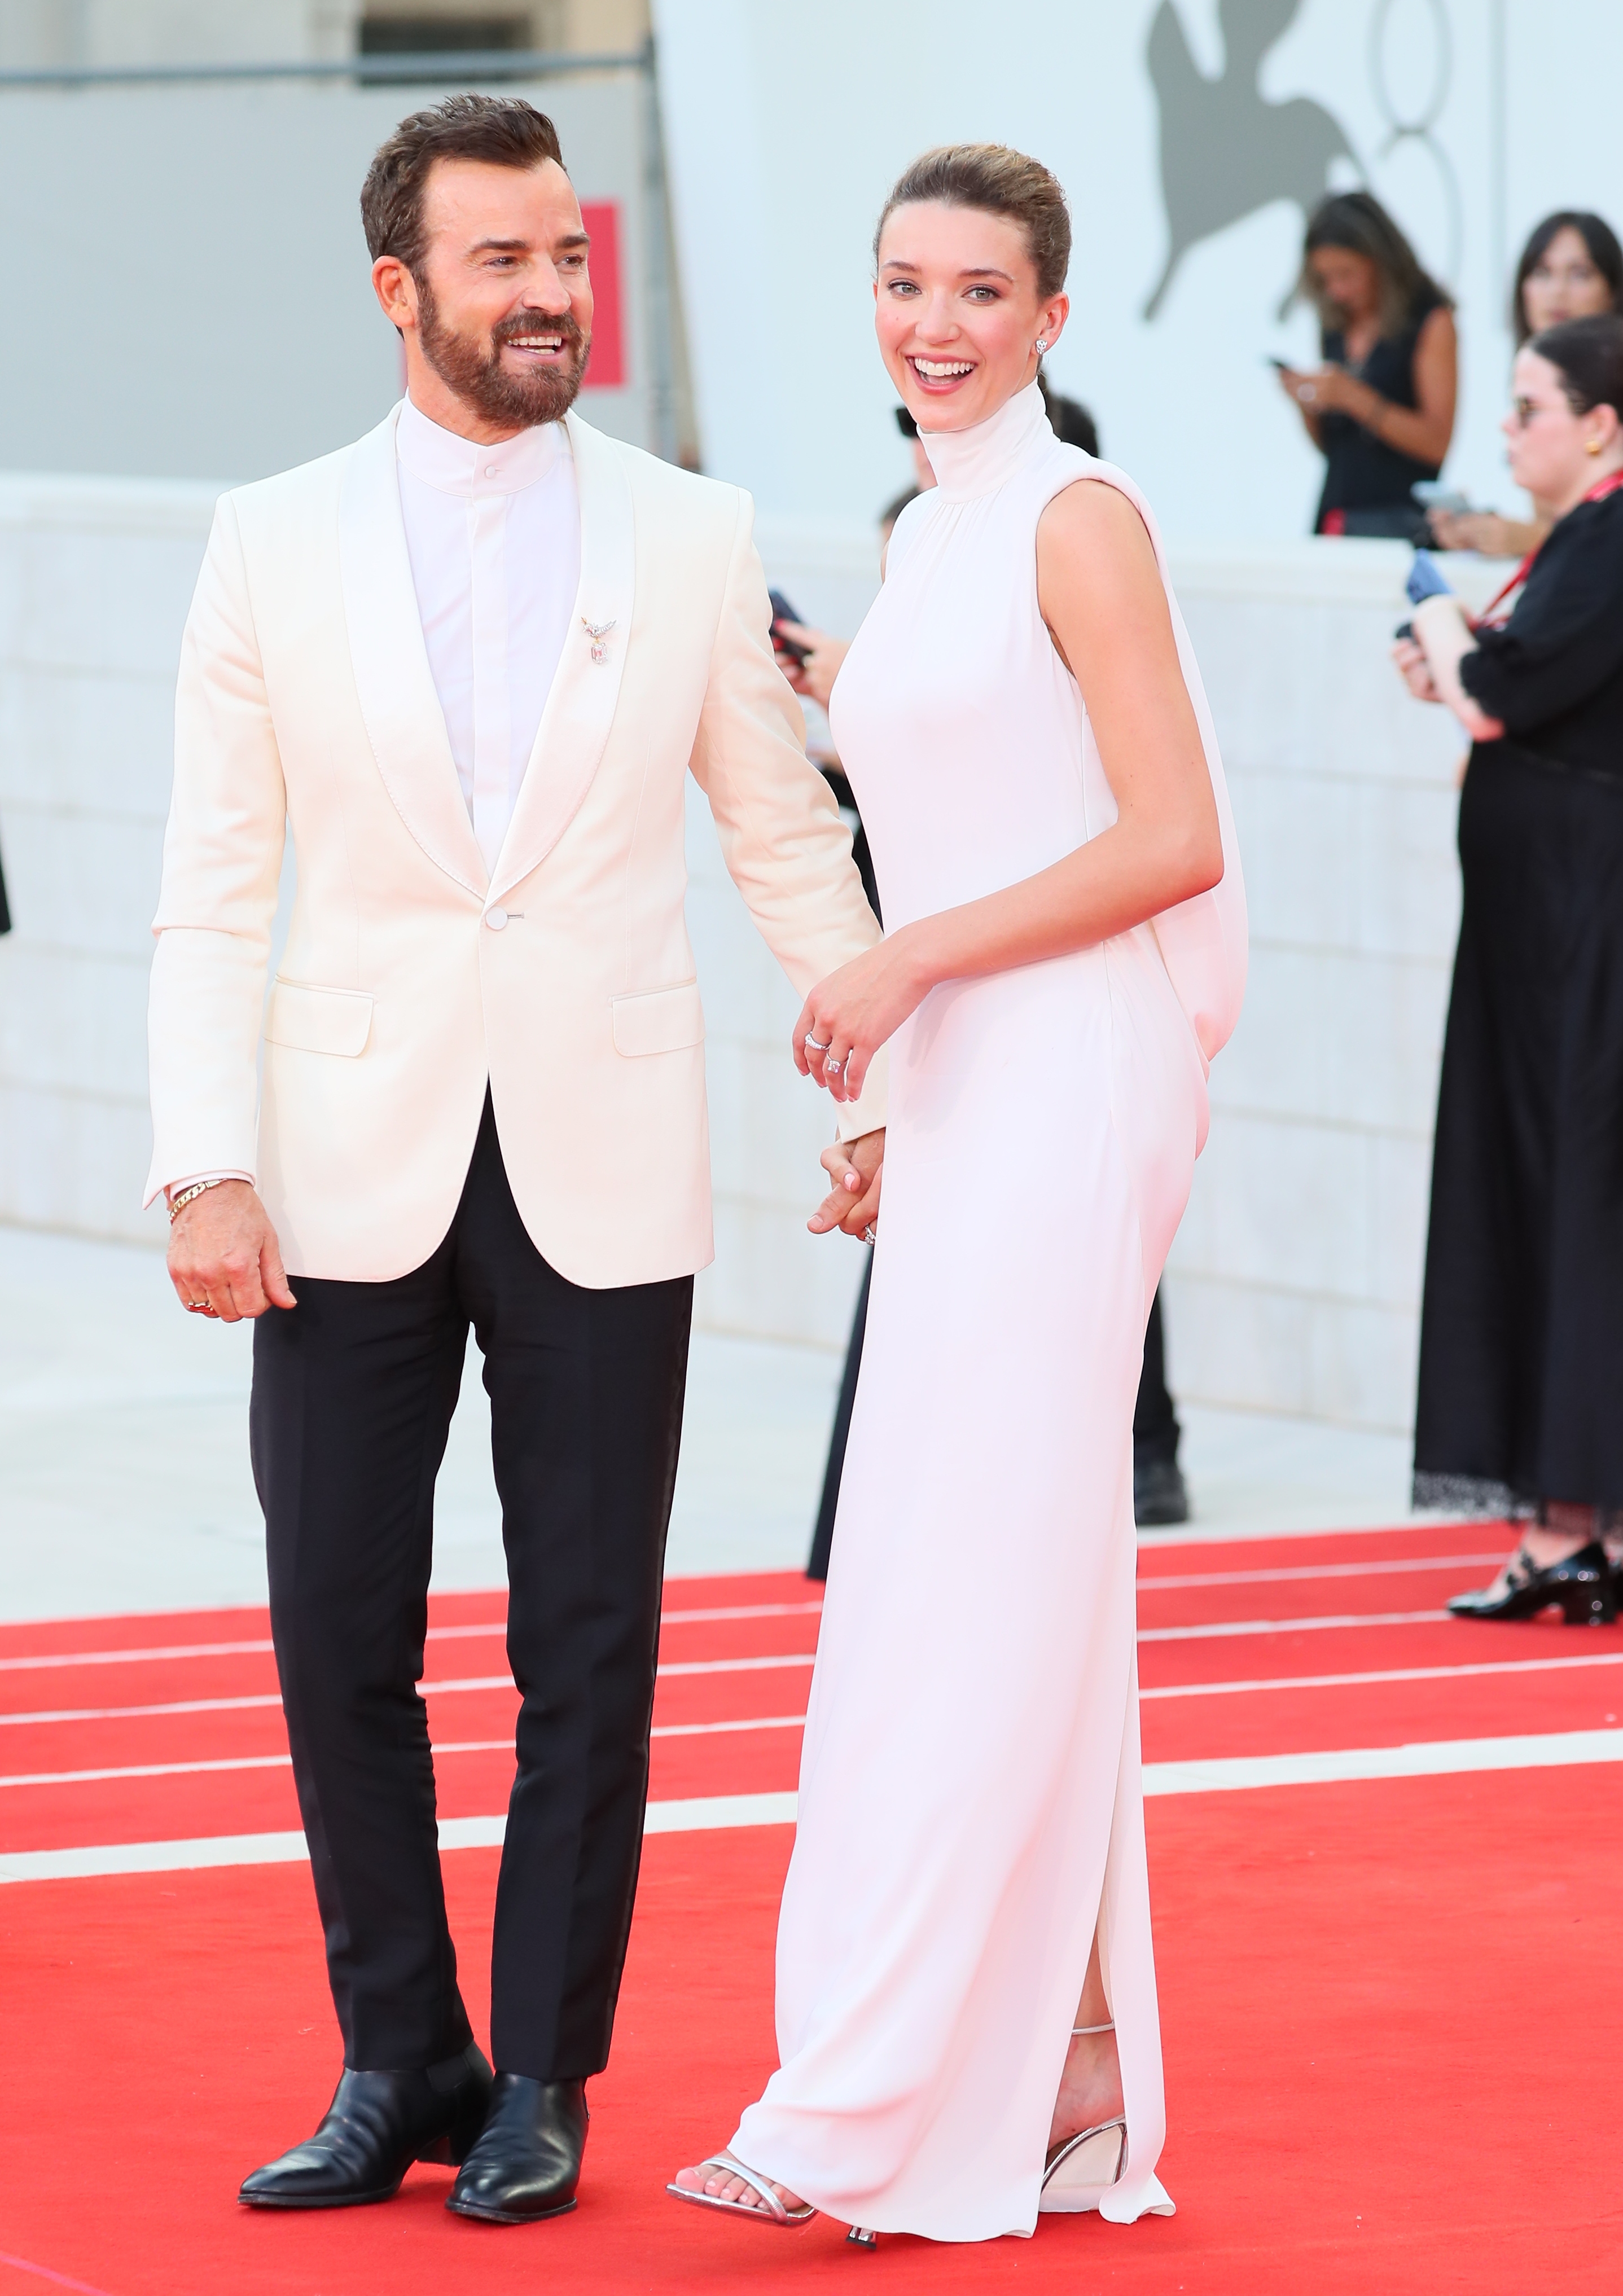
[{"xmin": 579, "ymin": 199, "xmax": 625, "ymax": 390}]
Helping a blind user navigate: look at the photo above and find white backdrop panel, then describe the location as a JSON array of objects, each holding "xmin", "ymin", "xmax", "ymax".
[{"xmin": 655, "ymin": 0, "xmax": 1623, "ymax": 541}]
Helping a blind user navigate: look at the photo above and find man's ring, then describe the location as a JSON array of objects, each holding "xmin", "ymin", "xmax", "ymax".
[{"xmin": 804, "ymin": 1032, "xmax": 830, "ymax": 1053}]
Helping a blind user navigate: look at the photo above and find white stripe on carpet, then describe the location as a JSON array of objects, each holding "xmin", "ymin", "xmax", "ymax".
[
  {"xmin": 3, "ymin": 1733, "xmax": 1620, "ymax": 1885},
  {"xmin": 0, "ymin": 1601, "xmax": 830, "ymax": 1677}
]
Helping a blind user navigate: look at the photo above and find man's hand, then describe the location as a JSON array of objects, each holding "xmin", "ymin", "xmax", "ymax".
[
  {"xmin": 808, "ymin": 1128, "xmax": 884, "ymax": 1241},
  {"xmin": 166, "ymin": 1180, "xmax": 296, "ymax": 1323}
]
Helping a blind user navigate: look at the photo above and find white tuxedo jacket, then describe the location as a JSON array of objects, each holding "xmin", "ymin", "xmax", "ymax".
[{"xmin": 146, "ymin": 407, "xmax": 885, "ymax": 1287}]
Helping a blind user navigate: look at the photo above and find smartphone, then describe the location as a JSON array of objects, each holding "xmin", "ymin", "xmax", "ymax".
[
  {"xmin": 768, "ymin": 587, "xmax": 810, "ymax": 666},
  {"xmin": 1405, "ymin": 549, "xmax": 1455, "ymax": 608},
  {"xmin": 1412, "ymin": 481, "xmax": 1472, "ymax": 514}
]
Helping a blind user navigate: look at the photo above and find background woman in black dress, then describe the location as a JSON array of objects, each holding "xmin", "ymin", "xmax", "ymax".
[
  {"xmin": 1394, "ymin": 311, "xmax": 1623, "ymax": 1623},
  {"xmin": 1278, "ymin": 190, "xmax": 1457, "ymax": 537}
]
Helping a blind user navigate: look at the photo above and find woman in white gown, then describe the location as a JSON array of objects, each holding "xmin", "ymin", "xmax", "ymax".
[{"xmin": 670, "ymin": 144, "xmax": 1246, "ymax": 2246}]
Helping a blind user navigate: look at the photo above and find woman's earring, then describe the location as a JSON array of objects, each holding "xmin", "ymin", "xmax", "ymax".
[
  {"xmin": 1587, "ymin": 436, "xmax": 1603, "ymax": 455},
  {"xmin": 1034, "ymin": 338, "xmax": 1048, "ymax": 355}
]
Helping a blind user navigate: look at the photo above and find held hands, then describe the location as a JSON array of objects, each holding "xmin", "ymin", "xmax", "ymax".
[
  {"xmin": 793, "ymin": 934, "xmax": 925, "ymax": 1107},
  {"xmin": 166, "ymin": 1179, "xmax": 296, "ymax": 1323},
  {"xmin": 808, "ymin": 1130, "xmax": 884, "ymax": 1241}
]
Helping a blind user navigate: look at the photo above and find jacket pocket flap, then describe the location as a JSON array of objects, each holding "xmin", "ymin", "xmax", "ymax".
[
  {"xmin": 611, "ymin": 980, "xmax": 704, "ymax": 1058},
  {"xmin": 266, "ymin": 981, "xmax": 374, "ymax": 1059}
]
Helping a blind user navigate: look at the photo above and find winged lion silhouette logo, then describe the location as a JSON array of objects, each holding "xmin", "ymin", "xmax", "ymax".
[{"xmin": 1143, "ymin": 0, "xmax": 1358, "ymax": 321}]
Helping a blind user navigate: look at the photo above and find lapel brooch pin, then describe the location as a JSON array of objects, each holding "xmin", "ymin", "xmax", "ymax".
[{"xmin": 581, "ymin": 616, "xmax": 616, "ymax": 666}]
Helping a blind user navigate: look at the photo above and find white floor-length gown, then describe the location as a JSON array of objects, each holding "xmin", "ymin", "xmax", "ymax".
[{"xmin": 727, "ymin": 381, "xmax": 1247, "ymax": 2241}]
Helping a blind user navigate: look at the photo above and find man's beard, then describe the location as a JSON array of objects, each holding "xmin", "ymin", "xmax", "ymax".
[{"xmin": 416, "ymin": 283, "xmax": 590, "ymax": 429}]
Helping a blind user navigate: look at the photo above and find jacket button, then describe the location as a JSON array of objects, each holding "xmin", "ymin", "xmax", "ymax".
[{"xmin": 485, "ymin": 907, "xmax": 508, "ymax": 932}]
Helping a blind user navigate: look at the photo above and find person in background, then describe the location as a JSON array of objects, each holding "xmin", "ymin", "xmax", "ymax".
[
  {"xmin": 785, "ymin": 380, "xmax": 1192, "ymax": 1564},
  {"xmin": 1432, "ymin": 210, "xmax": 1623, "ymax": 559},
  {"xmin": 1278, "ymin": 190, "xmax": 1457, "ymax": 538},
  {"xmin": 1393, "ymin": 311, "xmax": 1623, "ymax": 1625}
]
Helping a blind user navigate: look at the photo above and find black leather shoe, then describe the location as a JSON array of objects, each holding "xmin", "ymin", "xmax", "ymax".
[
  {"xmin": 239, "ymin": 2043, "xmax": 493, "ymax": 2209},
  {"xmin": 1134, "ymin": 1454, "xmax": 1189, "ymax": 1527},
  {"xmin": 1448, "ymin": 1541, "xmax": 1616, "ymax": 1626},
  {"xmin": 446, "ymin": 2074, "xmax": 588, "ymax": 2225}
]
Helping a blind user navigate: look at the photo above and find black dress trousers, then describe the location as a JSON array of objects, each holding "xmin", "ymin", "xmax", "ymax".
[{"xmin": 250, "ymin": 1095, "xmax": 692, "ymax": 2079}]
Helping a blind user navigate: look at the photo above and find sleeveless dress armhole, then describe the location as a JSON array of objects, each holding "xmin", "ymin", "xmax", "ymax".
[{"xmin": 1028, "ymin": 450, "xmax": 1248, "ymax": 1068}]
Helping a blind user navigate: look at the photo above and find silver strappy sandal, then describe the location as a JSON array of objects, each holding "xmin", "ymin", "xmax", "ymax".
[
  {"xmin": 1039, "ymin": 2020, "xmax": 1127, "ymax": 2214},
  {"xmin": 666, "ymin": 2150, "xmax": 817, "ymax": 2227}
]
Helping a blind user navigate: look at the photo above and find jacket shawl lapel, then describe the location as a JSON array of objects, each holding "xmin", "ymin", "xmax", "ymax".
[
  {"xmin": 337, "ymin": 405, "xmax": 488, "ymax": 898},
  {"xmin": 488, "ymin": 410, "xmax": 634, "ymax": 905}
]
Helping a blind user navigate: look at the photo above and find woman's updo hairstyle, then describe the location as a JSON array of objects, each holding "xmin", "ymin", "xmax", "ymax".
[
  {"xmin": 874, "ymin": 143, "xmax": 1071, "ymax": 300},
  {"xmin": 1530, "ymin": 311, "xmax": 1623, "ymax": 423}
]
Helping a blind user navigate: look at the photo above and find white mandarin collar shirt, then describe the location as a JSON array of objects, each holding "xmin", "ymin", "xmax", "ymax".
[{"xmin": 395, "ymin": 392, "xmax": 582, "ymax": 876}]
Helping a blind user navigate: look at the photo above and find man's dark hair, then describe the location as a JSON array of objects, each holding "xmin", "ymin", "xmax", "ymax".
[
  {"xmin": 1513, "ymin": 210, "xmax": 1623, "ymax": 344},
  {"xmin": 361, "ymin": 92, "xmax": 565, "ymax": 278},
  {"xmin": 1529, "ymin": 311, "xmax": 1623, "ymax": 424}
]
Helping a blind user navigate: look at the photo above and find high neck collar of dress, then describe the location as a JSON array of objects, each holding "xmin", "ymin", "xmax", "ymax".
[
  {"xmin": 919, "ymin": 379, "xmax": 1054, "ymax": 502},
  {"xmin": 396, "ymin": 393, "xmax": 567, "ymax": 498}
]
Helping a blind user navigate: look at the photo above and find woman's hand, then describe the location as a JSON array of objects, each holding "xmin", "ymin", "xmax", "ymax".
[
  {"xmin": 1392, "ymin": 634, "xmax": 1441, "ymax": 703},
  {"xmin": 1428, "ymin": 507, "xmax": 1543, "ymax": 559},
  {"xmin": 1281, "ymin": 362, "xmax": 1362, "ymax": 416},
  {"xmin": 1275, "ymin": 362, "xmax": 1326, "ymax": 441},
  {"xmin": 1410, "ymin": 593, "xmax": 1506, "ymax": 743},
  {"xmin": 793, "ymin": 934, "xmax": 927, "ymax": 1105},
  {"xmin": 775, "ymin": 622, "xmax": 850, "ymax": 712}
]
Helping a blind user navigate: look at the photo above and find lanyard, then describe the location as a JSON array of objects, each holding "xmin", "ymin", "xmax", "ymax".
[{"xmin": 1477, "ymin": 468, "xmax": 1623, "ymax": 626}]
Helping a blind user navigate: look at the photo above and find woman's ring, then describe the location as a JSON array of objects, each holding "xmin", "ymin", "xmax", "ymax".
[
  {"xmin": 863, "ymin": 1224, "xmax": 876, "ymax": 1244},
  {"xmin": 1296, "ymin": 383, "xmax": 1317, "ymax": 404},
  {"xmin": 185, "ymin": 1300, "xmax": 216, "ymax": 1316},
  {"xmin": 824, "ymin": 1053, "xmax": 846, "ymax": 1075},
  {"xmin": 804, "ymin": 1032, "xmax": 830, "ymax": 1053}
]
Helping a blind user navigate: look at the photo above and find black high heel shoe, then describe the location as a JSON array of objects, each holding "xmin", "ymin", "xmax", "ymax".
[{"xmin": 1447, "ymin": 1541, "xmax": 1616, "ymax": 1626}]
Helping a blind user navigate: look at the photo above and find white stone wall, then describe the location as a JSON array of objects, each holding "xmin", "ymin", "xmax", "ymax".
[
  {"xmin": 1165, "ymin": 541, "xmax": 1500, "ymax": 1434},
  {"xmin": 0, "ymin": 476, "xmax": 217, "ymax": 1242},
  {"xmin": 0, "ymin": 476, "xmax": 1507, "ymax": 1426}
]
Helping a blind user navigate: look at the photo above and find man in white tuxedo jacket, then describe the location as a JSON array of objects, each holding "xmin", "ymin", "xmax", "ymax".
[{"xmin": 149, "ymin": 95, "xmax": 884, "ymax": 2225}]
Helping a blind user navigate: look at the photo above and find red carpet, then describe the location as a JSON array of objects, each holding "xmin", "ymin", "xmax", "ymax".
[{"xmin": 2, "ymin": 1526, "xmax": 1620, "ymax": 2291}]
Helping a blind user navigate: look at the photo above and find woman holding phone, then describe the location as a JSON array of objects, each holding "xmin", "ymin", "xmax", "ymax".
[
  {"xmin": 1277, "ymin": 190, "xmax": 1457, "ymax": 537},
  {"xmin": 1394, "ymin": 313, "xmax": 1623, "ymax": 1621}
]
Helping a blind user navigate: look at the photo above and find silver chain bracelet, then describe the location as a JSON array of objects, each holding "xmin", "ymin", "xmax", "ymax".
[{"xmin": 168, "ymin": 1178, "xmax": 230, "ymax": 1223}]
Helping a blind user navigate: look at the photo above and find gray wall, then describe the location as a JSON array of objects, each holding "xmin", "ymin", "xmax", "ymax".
[{"xmin": 0, "ymin": 72, "xmax": 652, "ymax": 483}]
